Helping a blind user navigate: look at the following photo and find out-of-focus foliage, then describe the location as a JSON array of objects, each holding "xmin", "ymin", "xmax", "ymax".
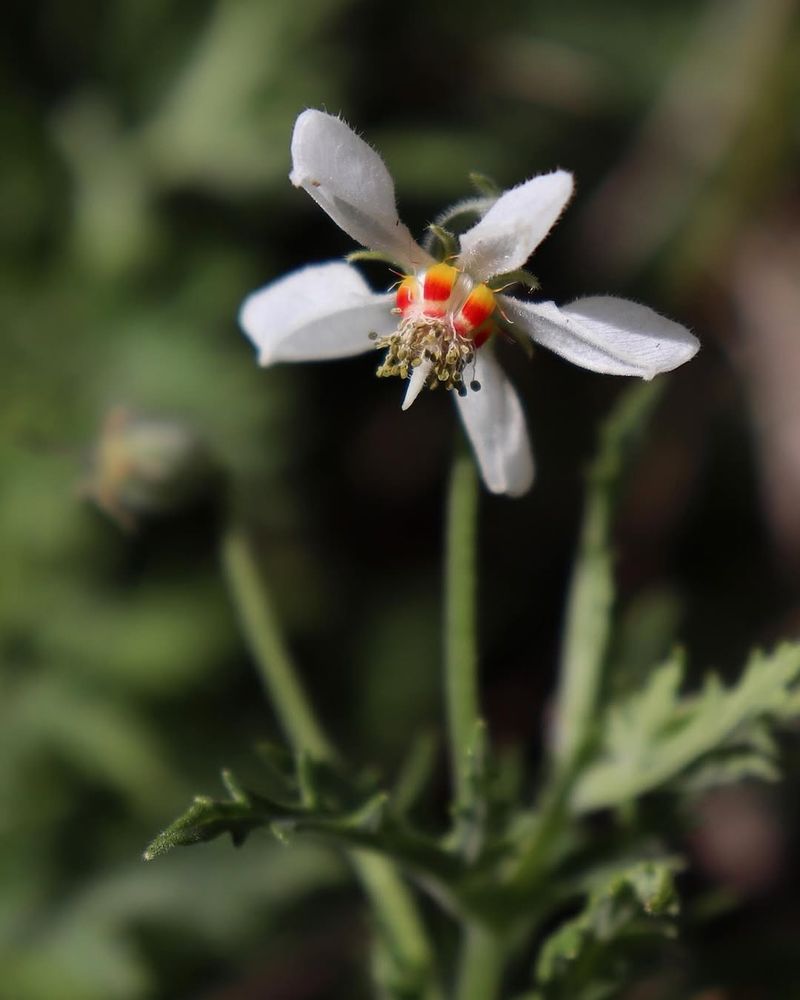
[
  {"xmin": 532, "ymin": 859, "xmax": 681, "ymax": 1000},
  {"xmin": 3, "ymin": 0, "xmax": 800, "ymax": 997},
  {"xmin": 573, "ymin": 643, "xmax": 800, "ymax": 812}
]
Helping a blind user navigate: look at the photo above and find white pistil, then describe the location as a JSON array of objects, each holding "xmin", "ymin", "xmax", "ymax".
[{"xmin": 402, "ymin": 358, "xmax": 433, "ymax": 411}]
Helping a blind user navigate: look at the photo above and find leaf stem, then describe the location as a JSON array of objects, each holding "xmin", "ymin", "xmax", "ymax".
[
  {"xmin": 444, "ymin": 442, "xmax": 481, "ymax": 812},
  {"xmin": 552, "ymin": 381, "xmax": 663, "ymax": 771},
  {"xmin": 456, "ymin": 923, "xmax": 505, "ymax": 1000},
  {"xmin": 221, "ymin": 526, "xmax": 335, "ymax": 762},
  {"xmin": 221, "ymin": 524, "xmax": 438, "ymax": 996},
  {"xmin": 354, "ymin": 848, "xmax": 441, "ymax": 996}
]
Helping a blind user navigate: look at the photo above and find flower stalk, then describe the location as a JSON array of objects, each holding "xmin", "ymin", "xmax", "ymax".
[
  {"xmin": 444, "ymin": 439, "xmax": 482, "ymax": 817},
  {"xmin": 221, "ymin": 525, "xmax": 438, "ymax": 996},
  {"xmin": 456, "ymin": 924, "xmax": 506, "ymax": 1000},
  {"xmin": 552, "ymin": 380, "xmax": 663, "ymax": 772},
  {"xmin": 222, "ymin": 527, "xmax": 335, "ymax": 762}
]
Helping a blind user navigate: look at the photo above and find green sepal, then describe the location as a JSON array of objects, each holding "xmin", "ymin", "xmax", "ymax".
[
  {"xmin": 489, "ymin": 268, "xmax": 540, "ymax": 293},
  {"xmin": 426, "ymin": 224, "xmax": 459, "ymax": 262},
  {"xmin": 469, "ymin": 171, "xmax": 502, "ymax": 197},
  {"xmin": 346, "ymin": 248, "xmax": 404, "ymax": 269}
]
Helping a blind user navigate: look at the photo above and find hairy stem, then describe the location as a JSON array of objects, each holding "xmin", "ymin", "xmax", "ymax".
[{"xmin": 222, "ymin": 525, "xmax": 437, "ymax": 996}]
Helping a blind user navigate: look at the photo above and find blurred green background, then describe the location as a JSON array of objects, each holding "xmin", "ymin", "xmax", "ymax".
[{"xmin": 2, "ymin": 0, "xmax": 800, "ymax": 996}]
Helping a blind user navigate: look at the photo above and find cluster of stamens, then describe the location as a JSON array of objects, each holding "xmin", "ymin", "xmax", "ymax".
[
  {"xmin": 373, "ymin": 315, "xmax": 478, "ymax": 395},
  {"xmin": 370, "ymin": 263, "xmax": 496, "ymax": 398}
]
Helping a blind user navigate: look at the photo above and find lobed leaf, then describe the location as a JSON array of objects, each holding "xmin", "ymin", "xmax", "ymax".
[
  {"xmin": 534, "ymin": 860, "xmax": 680, "ymax": 998},
  {"xmin": 573, "ymin": 642, "xmax": 800, "ymax": 813}
]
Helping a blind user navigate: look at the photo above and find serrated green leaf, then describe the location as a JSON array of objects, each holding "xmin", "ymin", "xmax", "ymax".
[
  {"xmin": 143, "ymin": 772, "xmax": 463, "ymax": 886},
  {"xmin": 534, "ymin": 860, "xmax": 680, "ymax": 996},
  {"xmin": 679, "ymin": 752, "xmax": 781, "ymax": 793},
  {"xmin": 143, "ymin": 793, "xmax": 266, "ymax": 858},
  {"xmin": 573, "ymin": 642, "xmax": 800, "ymax": 812},
  {"xmin": 625, "ymin": 860, "xmax": 680, "ymax": 916}
]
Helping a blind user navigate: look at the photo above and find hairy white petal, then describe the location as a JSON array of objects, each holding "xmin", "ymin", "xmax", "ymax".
[
  {"xmin": 500, "ymin": 295, "xmax": 699, "ymax": 379},
  {"xmin": 239, "ymin": 261, "xmax": 394, "ymax": 364},
  {"xmin": 457, "ymin": 171, "xmax": 574, "ymax": 283},
  {"xmin": 402, "ymin": 358, "xmax": 433, "ymax": 411},
  {"xmin": 455, "ymin": 349, "xmax": 534, "ymax": 496},
  {"xmin": 290, "ymin": 110, "xmax": 431, "ymax": 271}
]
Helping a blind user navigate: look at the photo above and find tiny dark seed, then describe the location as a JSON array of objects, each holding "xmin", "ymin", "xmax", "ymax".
[
  {"xmin": 470, "ymin": 380, "xmax": 481, "ymax": 392},
  {"xmin": 368, "ymin": 331, "xmax": 378, "ymax": 340}
]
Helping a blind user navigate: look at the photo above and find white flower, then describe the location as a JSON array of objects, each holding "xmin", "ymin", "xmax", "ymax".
[{"xmin": 239, "ymin": 110, "xmax": 699, "ymax": 496}]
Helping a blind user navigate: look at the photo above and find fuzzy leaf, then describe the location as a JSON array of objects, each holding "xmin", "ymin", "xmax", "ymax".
[
  {"xmin": 143, "ymin": 771, "xmax": 464, "ymax": 885},
  {"xmin": 573, "ymin": 642, "xmax": 800, "ymax": 813},
  {"xmin": 534, "ymin": 860, "xmax": 680, "ymax": 998}
]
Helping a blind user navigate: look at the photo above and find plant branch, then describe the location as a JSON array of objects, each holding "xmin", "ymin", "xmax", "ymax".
[
  {"xmin": 552, "ymin": 381, "xmax": 663, "ymax": 772},
  {"xmin": 444, "ymin": 442, "xmax": 482, "ymax": 815},
  {"xmin": 456, "ymin": 923, "xmax": 505, "ymax": 1000},
  {"xmin": 222, "ymin": 527, "xmax": 335, "ymax": 762},
  {"xmin": 221, "ymin": 524, "xmax": 438, "ymax": 997}
]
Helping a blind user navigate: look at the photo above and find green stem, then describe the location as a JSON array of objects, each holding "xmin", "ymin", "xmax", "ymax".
[
  {"xmin": 456, "ymin": 923, "xmax": 505, "ymax": 1000},
  {"xmin": 552, "ymin": 381, "xmax": 663, "ymax": 772},
  {"xmin": 221, "ymin": 527, "xmax": 335, "ymax": 762},
  {"xmin": 221, "ymin": 525, "xmax": 438, "ymax": 996},
  {"xmin": 354, "ymin": 848, "xmax": 440, "ymax": 997},
  {"xmin": 444, "ymin": 444, "xmax": 481, "ymax": 811},
  {"xmin": 550, "ymin": 489, "xmax": 612, "ymax": 771}
]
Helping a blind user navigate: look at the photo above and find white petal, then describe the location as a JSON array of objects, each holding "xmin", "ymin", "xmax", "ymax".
[
  {"xmin": 500, "ymin": 295, "xmax": 699, "ymax": 379},
  {"xmin": 402, "ymin": 358, "xmax": 432, "ymax": 411},
  {"xmin": 239, "ymin": 261, "xmax": 395, "ymax": 365},
  {"xmin": 457, "ymin": 171, "xmax": 574, "ymax": 283},
  {"xmin": 289, "ymin": 110, "xmax": 431, "ymax": 271},
  {"xmin": 454, "ymin": 349, "xmax": 534, "ymax": 497}
]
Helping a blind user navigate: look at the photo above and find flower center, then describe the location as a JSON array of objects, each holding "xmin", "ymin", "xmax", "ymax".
[{"xmin": 372, "ymin": 262, "xmax": 495, "ymax": 396}]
